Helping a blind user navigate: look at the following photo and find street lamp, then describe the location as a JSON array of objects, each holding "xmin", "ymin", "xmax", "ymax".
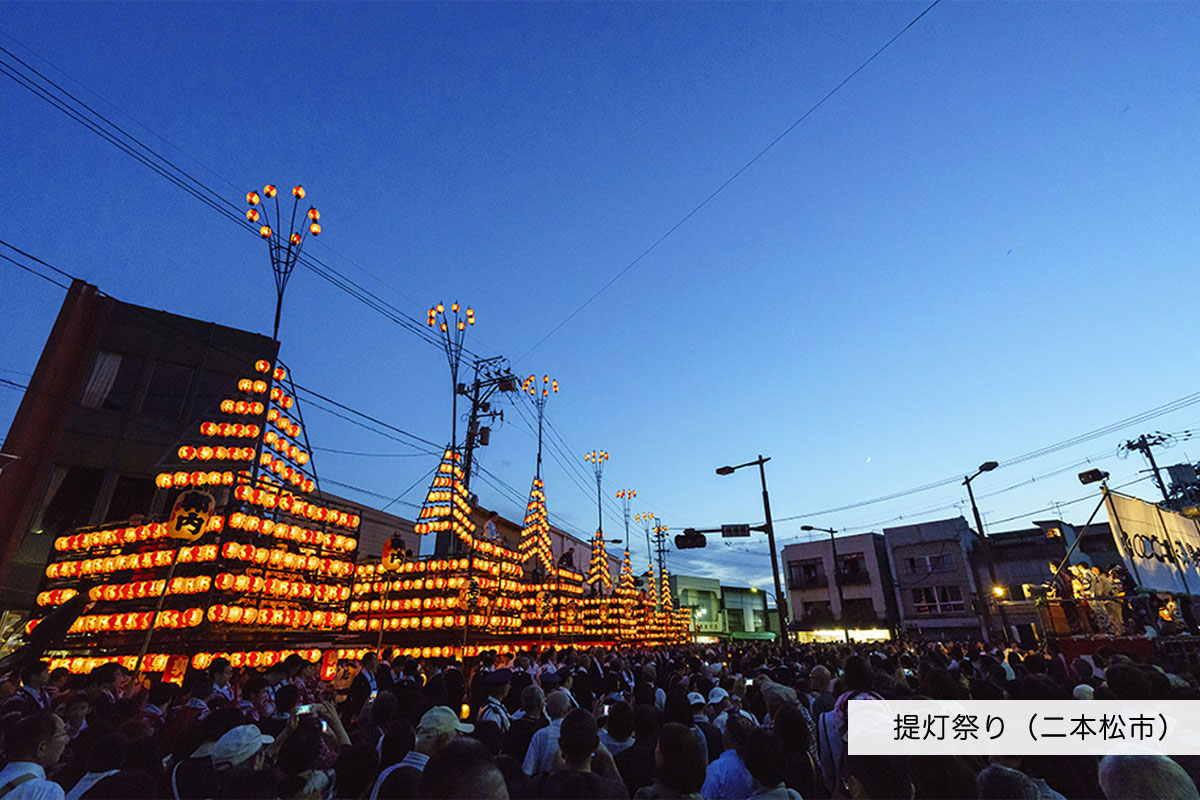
[
  {"xmin": 716, "ymin": 455, "xmax": 788, "ymax": 640},
  {"xmin": 801, "ymin": 525, "xmax": 848, "ymax": 642},
  {"xmin": 963, "ymin": 460, "xmax": 1010, "ymax": 644}
]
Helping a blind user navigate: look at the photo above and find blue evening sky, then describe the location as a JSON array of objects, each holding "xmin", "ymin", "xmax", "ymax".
[{"xmin": 2, "ymin": 2, "xmax": 1199, "ymax": 590}]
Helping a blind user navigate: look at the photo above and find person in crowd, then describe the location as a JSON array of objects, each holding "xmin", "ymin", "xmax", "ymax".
[
  {"xmin": 207, "ymin": 659, "xmax": 235, "ymax": 707},
  {"xmin": 740, "ymin": 728, "xmax": 801, "ymax": 800},
  {"xmin": 1099, "ymin": 754, "xmax": 1200, "ymax": 800},
  {"xmin": 368, "ymin": 718, "xmax": 415, "ymax": 800},
  {"xmin": 522, "ymin": 690, "xmax": 570, "ymax": 776},
  {"xmin": 4, "ymin": 662, "xmax": 52, "ymax": 718},
  {"xmin": 808, "ymin": 665, "xmax": 835, "ymax": 715},
  {"xmin": 478, "ymin": 669, "xmax": 512, "ymax": 732},
  {"xmin": 599, "ymin": 700, "xmax": 635, "ymax": 756},
  {"xmin": 533, "ymin": 708, "xmax": 627, "ymax": 799},
  {"xmin": 59, "ymin": 696, "xmax": 89, "ymax": 742},
  {"xmin": 976, "ymin": 763, "xmax": 1051, "ymax": 800},
  {"xmin": 686, "ymin": 692, "xmax": 722, "ymax": 763},
  {"xmin": 700, "ymin": 714, "xmax": 754, "ymax": 800},
  {"xmin": 633, "ymin": 721, "xmax": 706, "ymax": 799},
  {"xmin": 0, "ymin": 713, "xmax": 69, "ymax": 800},
  {"xmin": 615, "ymin": 704, "xmax": 663, "ymax": 796},
  {"xmin": 773, "ymin": 704, "xmax": 817, "ymax": 798},
  {"xmin": 709, "ymin": 687, "xmax": 756, "ymax": 733},
  {"xmin": 374, "ymin": 705, "xmax": 473, "ymax": 798},
  {"xmin": 258, "ymin": 684, "xmax": 301, "ymax": 738},
  {"xmin": 64, "ymin": 732, "xmax": 126, "ymax": 800},
  {"xmin": 503, "ymin": 656, "xmax": 534, "ymax": 716},
  {"xmin": 344, "ymin": 652, "xmax": 380, "ymax": 723},
  {"xmin": 420, "ymin": 737, "xmax": 508, "ymax": 800},
  {"xmin": 332, "ymin": 743, "xmax": 379, "ymax": 800},
  {"xmin": 236, "ymin": 677, "xmax": 270, "ymax": 723},
  {"xmin": 844, "ymin": 754, "xmax": 914, "ymax": 800},
  {"xmin": 502, "ymin": 685, "xmax": 546, "ymax": 764}
]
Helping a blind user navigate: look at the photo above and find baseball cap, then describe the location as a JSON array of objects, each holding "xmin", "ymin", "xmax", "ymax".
[
  {"xmin": 418, "ymin": 705, "xmax": 474, "ymax": 735},
  {"xmin": 687, "ymin": 691, "xmax": 706, "ymax": 706},
  {"xmin": 212, "ymin": 724, "xmax": 273, "ymax": 770},
  {"xmin": 707, "ymin": 687, "xmax": 729, "ymax": 705}
]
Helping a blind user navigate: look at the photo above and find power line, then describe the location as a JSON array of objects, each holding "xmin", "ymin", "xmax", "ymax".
[
  {"xmin": 0, "ymin": 252, "xmax": 70, "ymax": 290},
  {"xmin": 514, "ymin": 0, "xmax": 944, "ymax": 362},
  {"xmin": 0, "ymin": 46, "xmax": 480, "ymax": 360}
]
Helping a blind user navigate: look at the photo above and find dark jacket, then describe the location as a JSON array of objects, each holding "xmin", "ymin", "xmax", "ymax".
[
  {"xmin": 536, "ymin": 769, "xmax": 629, "ymax": 799},
  {"xmin": 503, "ymin": 714, "xmax": 549, "ymax": 763},
  {"xmin": 344, "ymin": 669, "xmax": 377, "ymax": 721},
  {"xmin": 614, "ymin": 737, "xmax": 657, "ymax": 797}
]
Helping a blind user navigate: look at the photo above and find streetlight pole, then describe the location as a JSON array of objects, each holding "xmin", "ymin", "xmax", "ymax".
[
  {"xmin": 801, "ymin": 525, "xmax": 847, "ymax": 642},
  {"xmin": 964, "ymin": 461, "xmax": 1010, "ymax": 644},
  {"xmin": 717, "ymin": 455, "xmax": 788, "ymax": 641}
]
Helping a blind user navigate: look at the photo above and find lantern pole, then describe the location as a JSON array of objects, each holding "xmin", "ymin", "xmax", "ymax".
[
  {"xmin": 244, "ymin": 185, "xmax": 322, "ymax": 343},
  {"xmin": 132, "ymin": 556, "xmax": 179, "ymax": 680}
]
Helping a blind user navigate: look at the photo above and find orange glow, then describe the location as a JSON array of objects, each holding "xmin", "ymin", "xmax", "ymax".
[
  {"xmin": 290, "ymin": 233, "xmax": 301, "ymax": 245},
  {"xmin": 246, "ymin": 208, "xmax": 259, "ymax": 223},
  {"xmin": 259, "ymin": 225, "xmax": 272, "ymax": 239},
  {"xmin": 264, "ymin": 184, "xmax": 277, "ymax": 198},
  {"xmin": 307, "ymin": 207, "xmax": 319, "ymax": 221},
  {"xmin": 309, "ymin": 222, "xmax": 321, "ymax": 236},
  {"xmin": 293, "ymin": 185, "xmax": 306, "ymax": 199}
]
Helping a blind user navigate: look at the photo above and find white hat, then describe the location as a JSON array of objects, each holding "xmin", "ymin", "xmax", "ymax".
[
  {"xmin": 687, "ymin": 691, "xmax": 706, "ymax": 706},
  {"xmin": 212, "ymin": 724, "xmax": 273, "ymax": 769},
  {"xmin": 708, "ymin": 687, "xmax": 729, "ymax": 705},
  {"xmin": 418, "ymin": 705, "xmax": 474, "ymax": 735}
]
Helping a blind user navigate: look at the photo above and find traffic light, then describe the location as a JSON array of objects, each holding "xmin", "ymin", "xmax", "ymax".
[{"xmin": 675, "ymin": 528, "xmax": 707, "ymax": 549}]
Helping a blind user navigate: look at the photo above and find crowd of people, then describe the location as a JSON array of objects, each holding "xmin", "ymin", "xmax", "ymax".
[{"xmin": 0, "ymin": 636, "xmax": 1198, "ymax": 799}]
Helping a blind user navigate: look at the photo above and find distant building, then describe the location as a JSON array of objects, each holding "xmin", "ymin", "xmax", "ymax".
[
  {"xmin": 783, "ymin": 532, "xmax": 898, "ymax": 641},
  {"xmin": 722, "ymin": 585, "xmax": 772, "ymax": 641},
  {"xmin": 883, "ymin": 517, "xmax": 986, "ymax": 641},
  {"xmin": 665, "ymin": 574, "xmax": 773, "ymax": 641},
  {"xmin": 0, "ymin": 280, "xmax": 279, "ymax": 610}
]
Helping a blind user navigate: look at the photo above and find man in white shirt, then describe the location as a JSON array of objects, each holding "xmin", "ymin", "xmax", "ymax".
[
  {"xmin": 0, "ymin": 713, "xmax": 69, "ymax": 800},
  {"xmin": 522, "ymin": 690, "xmax": 571, "ymax": 776}
]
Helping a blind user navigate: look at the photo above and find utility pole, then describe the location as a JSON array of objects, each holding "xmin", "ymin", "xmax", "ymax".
[
  {"xmin": 438, "ymin": 355, "xmax": 516, "ymax": 556},
  {"xmin": 1123, "ymin": 433, "xmax": 1173, "ymax": 504},
  {"xmin": 653, "ymin": 518, "xmax": 669, "ymax": 583},
  {"xmin": 800, "ymin": 525, "xmax": 847, "ymax": 642}
]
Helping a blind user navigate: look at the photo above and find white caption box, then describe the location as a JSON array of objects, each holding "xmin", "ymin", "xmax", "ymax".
[{"xmin": 848, "ymin": 700, "xmax": 1200, "ymax": 756}]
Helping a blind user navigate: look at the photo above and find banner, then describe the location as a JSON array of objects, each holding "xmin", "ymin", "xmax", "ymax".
[{"xmin": 1105, "ymin": 490, "xmax": 1200, "ymax": 595}]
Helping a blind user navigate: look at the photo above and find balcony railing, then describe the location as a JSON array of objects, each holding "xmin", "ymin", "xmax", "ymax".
[
  {"xmin": 839, "ymin": 572, "xmax": 871, "ymax": 585},
  {"xmin": 788, "ymin": 575, "xmax": 828, "ymax": 589}
]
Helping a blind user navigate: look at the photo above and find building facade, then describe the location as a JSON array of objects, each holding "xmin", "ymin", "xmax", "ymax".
[
  {"xmin": 883, "ymin": 517, "xmax": 988, "ymax": 641},
  {"xmin": 783, "ymin": 531, "xmax": 898, "ymax": 639},
  {"xmin": 0, "ymin": 280, "xmax": 278, "ymax": 610}
]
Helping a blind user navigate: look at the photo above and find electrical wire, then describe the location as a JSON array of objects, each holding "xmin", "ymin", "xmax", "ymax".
[
  {"xmin": 0, "ymin": 46, "xmax": 484, "ymax": 361},
  {"xmin": 514, "ymin": 0, "xmax": 944, "ymax": 363}
]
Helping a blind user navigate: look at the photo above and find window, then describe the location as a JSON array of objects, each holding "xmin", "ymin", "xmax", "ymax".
[
  {"xmin": 912, "ymin": 585, "xmax": 966, "ymax": 614},
  {"xmin": 842, "ymin": 597, "xmax": 877, "ymax": 623},
  {"xmin": 837, "ymin": 553, "xmax": 869, "ymax": 583},
  {"xmin": 906, "ymin": 553, "xmax": 949, "ymax": 573},
  {"xmin": 80, "ymin": 351, "xmax": 143, "ymax": 412},
  {"xmin": 142, "ymin": 363, "xmax": 193, "ymax": 420},
  {"xmin": 105, "ymin": 474, "xmax": 156, "ymax": 523},
  {"xmin": 803, "ymin": 600, "xmax": 833, "ymax": 621},
  {"xmin": 788, "ymin": 558, "xmax": 825, "ymax": 588},
  {"xmin": 35, "ymin": 467, "xmax": 104, "ymax": 535}
]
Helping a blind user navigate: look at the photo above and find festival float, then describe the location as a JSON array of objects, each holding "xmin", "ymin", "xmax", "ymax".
[{"xmin": 27, "ymin": 186, "xmax": 691, "ymax": 678}]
